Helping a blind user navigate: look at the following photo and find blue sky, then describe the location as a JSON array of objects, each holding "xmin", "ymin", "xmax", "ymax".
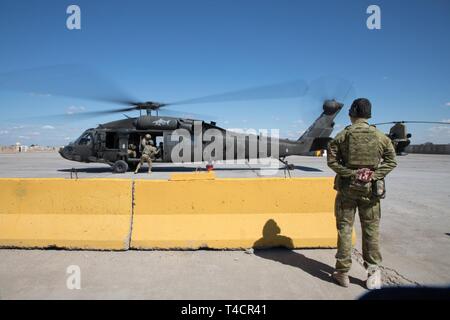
[{"xmin": 0, "ymin": 0, "xmax": 449, "ymax": 146}]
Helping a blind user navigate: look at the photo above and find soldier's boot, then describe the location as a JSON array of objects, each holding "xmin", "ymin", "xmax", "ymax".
[
  {"xmin": 148, "ymin": 161, "xmax": 152, "ymax": 174},
  {"xmin": 332, "ymin": 271, "xmax": 350, "ymax": 287},
  {"xmin": 366, "ymin": 267, "xmax": 381, "ymax": 290}
]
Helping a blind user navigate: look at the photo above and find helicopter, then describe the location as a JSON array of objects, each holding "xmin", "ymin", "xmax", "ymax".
[
  {"xmin": 374, "ymin": 121, "xmax": 450, "ymax": 155},
  {"xmin": 58, "ymin": 99, "xmax": 344, "ymax": 173},
  {"xmin": 0, "ymin": 65, "xmax": 355, "ymax": 173}
]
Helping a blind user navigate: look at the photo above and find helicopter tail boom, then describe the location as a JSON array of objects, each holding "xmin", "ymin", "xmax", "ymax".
[{"xmin": 295, "ymin": 100, "xmax": 343, "ymax": 153}]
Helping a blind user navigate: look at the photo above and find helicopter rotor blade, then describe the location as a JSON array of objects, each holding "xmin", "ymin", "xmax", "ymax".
[
  {"xmin": 1, "ymin": 64, "xmax": 357, "ymax": 122},
  {"xmin": 165, "ymin": 79, "xmax": 309, "ymax": 106},
  {"xmin": 0, "ymin": 64, "xmax": 138, "ymax": 106},
  {"xmin": 307, "ymin": 76, "xmax": 355, "ymax": 103},
  {"xmin": 374, "ymin": 121, "xmax": 450, "ymax": 126}
]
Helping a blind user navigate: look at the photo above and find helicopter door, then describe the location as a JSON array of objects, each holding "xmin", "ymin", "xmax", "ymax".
[
  {"xmin": 102, "ymin": 132, "xmax": 120, "ymax": 162},
  {"xmin": 96, "ymin": 131, "xmax": 106, "ymax": 158},
  {"xmin": 75, "ymin": 131, "xmax": 94, "ymax": 162}
]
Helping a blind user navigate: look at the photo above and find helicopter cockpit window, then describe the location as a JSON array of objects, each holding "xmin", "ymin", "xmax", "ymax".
[{"xmin": 78, "ymin": 132, "xmax": 93, "ymax": 145}]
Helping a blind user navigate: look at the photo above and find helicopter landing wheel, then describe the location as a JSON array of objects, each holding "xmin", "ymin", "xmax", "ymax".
[{"xmin": 112, "ymin": 160, "xmax": 129, "ymax": 174}]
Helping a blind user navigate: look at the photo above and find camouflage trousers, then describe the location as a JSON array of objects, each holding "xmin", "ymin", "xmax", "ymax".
[
  {"xmin": 135, "ymin": 154, "xmax": 153, "ymax": 173},
  {"xmin": 335, "ymin": 192, "xmax": 382, "ymax": 273}
]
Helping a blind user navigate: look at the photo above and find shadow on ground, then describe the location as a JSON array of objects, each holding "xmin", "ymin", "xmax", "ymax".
[
  {"xmin": 58, "ymin": 164, "xmax": 323, "ymax": 174},
  {"xmin": 253, "ymin": 219, "xmax": 365, "ymax": 287},
  {"xmin": 58, "ymin": 167, "xmax": 113, "ymax": 174}
]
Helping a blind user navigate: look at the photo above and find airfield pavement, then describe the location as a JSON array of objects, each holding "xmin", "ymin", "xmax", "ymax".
[{"xmin": 0, "ymin": 152, "xmax": 449, "ymax": 299}]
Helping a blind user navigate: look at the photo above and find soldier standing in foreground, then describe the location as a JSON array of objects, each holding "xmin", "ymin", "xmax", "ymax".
[
  {"xmin": 134, "ymin": 136, "xmax": 159, "ymax": 174},
  {"xmin": 327, "ymin": 98, "xmax": 397, "ymax": 290}
]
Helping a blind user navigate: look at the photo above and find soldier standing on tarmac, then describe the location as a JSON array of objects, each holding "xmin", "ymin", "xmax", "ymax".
[{"xmin": 327, "ymin": 98, "xmax": 397, "ymax": 290}]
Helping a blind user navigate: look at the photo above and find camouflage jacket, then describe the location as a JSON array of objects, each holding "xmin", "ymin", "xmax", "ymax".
[
  {"xmin": 142, "ymin": 145, "xmax": 158, "ymax": 157},
  {"xmin": 327, "ymin": 119, "xmax": 397, "ymax": 182}
]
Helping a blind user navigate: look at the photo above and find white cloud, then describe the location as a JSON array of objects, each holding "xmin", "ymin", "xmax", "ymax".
[
  {"xmin": 446, "ymin": 102, "xmax": 450, "ymax": 107},
  {"xmin": 42, "ymin": 125, "xmax": 55, "ymax": 130},
  {"xmin": 66, "ymin": 106, "xmax": 86, "ymax": 115},
  {"xmin": 427, "ymin": 128, "xmax": 450, "ymax": 143},
  {"xmin": 428, "ymin": 125, "xmax": 450, "ymax": 138},
  {"xmin": 0, "ymin": 130, "xmax": 9, "ymax": 135}
]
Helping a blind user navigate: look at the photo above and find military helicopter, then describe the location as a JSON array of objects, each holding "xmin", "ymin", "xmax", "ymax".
[
  {"xmin": 1, "ymin": 65, "xmax": 350, "ymax": 173},
  {"xmin": 58, "ymin": 99, "xmax": 344, "ymax": 173},
  {"xmin": 374, "ymin": 121, "xmax": 450, "ymax": 155}
]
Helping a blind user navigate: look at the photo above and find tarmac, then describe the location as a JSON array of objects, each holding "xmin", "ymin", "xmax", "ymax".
[{"xmin": 0, "ymin": 152, "xmax": 449, "ymax": 299}]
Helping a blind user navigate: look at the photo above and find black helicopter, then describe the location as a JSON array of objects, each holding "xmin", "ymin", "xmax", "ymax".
[
  {"xmin": 58, "ymin": 99, "xmax": 344, "ymax": 173},
  {"xmin": 1, "ymin": 65, "xmax": 353, "ymax": 173}
]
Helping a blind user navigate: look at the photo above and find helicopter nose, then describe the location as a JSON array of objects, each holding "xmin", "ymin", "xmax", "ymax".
[{"xmin": 59, "ymin": 146, "xmax": 73, "ymax": 160}]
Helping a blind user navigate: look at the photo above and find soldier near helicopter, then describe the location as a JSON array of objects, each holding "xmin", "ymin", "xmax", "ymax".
[
  {"xmin": 141, "ymin": 133, "xmax": 152, "ymax": 148},
  {"xmin": 127, "ymin": 143, "xmax": 137, "ymax": 158},
  {"xmin": 134, "ymin": 136, "xmax": 159, "ymax": 174},
  {"xmin": 327, "ymin": 98, "xmax": 397, "ymax": 290}
]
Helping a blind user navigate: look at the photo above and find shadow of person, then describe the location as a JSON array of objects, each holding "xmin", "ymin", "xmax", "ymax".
[
  {"xmin": 253, "ymin": 219, "xmax": 294, "ymax": 249},
  {"xmin": 253, "ymin": 219, "xmax": 365, "ymax": 287}
]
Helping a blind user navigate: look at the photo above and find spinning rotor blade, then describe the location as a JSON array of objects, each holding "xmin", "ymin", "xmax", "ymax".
[
  {"xmin": 308, "ymin": 76, "xmax": 355, "ymax": 103},
  {"xmin": 2, "ymin": 64, "xmax": 355, "ymax": 122},
  {"xmin": 166, "ymin": 79, "xmax": 309, "ymax": 106},
  {"xmin": 374, "ymin": 121, "xmax": 450, "ymax": 126},
  {"xmin": 0, "ymin": 64, "xmax": 138, "ymax": 106}
]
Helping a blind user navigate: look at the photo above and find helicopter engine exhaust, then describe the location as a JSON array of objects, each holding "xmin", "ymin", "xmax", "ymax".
[{"xmin": 322, "ymin": 99, "xmax": 343, "ymax": 115}]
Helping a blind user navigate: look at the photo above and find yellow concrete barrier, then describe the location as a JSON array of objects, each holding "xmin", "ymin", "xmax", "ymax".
[
  {"xmin": 131, "ymin": 177, "xmax": 354, "ymax": 249},
  {"xmin": 0, "ymin": 179, "xmax": 132, "ymax": 250},
  {"xmin": 169, "ymin": 171, "xmax": 216, "ymax": 181}
]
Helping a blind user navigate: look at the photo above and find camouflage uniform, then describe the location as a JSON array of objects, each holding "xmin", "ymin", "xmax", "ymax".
[
  {"xmin": 327, "ymin": 119, "xmax": 397, "ymax": 273},
  {"xmin": 135, "ymin": 142, "xmax": 158, "ymax": 174},
  {"xmin": 127, "ymin": 144, "xmax": 137, "ymax": 158},
  {"xmin": 141, "ymin": 134, "xmax": 152, "ymax": 148}
]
